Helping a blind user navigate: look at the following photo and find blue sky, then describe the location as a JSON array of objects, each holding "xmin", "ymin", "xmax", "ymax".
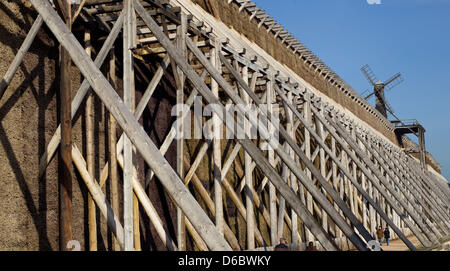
[{"xmin": 254, "ymin": 0, "xmax": 450, "ymax": 181}]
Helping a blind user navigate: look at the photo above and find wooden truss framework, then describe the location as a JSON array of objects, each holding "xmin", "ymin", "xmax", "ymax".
[{"xmin": 1, "ymin": 0, "xmax": 449, "ymax": 251}]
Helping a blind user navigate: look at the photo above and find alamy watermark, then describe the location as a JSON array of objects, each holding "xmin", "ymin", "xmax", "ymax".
[
  {"xmin": 367, "ymin": 0, "xmax": 382, "ymax": 4},
  {"xmin": 171, "ymin": 96, "xmax": 280, "ymax": 150}
]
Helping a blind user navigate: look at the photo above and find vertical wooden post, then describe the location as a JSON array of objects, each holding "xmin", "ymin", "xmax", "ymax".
[
  {"xmin": 375, "ymin": 159, "xmax": 382, "ymax": 228},
  {"xmin": 277, "ymin": 160, "xmax": 287, "ymax": 240},
  {"xmin": 339, "ymin": 149, "xmax": 346, "ymax": 239},
  {"xmin": 350, "ymin": 128, "xmax": 359, "ymax": 223},
  {"xmin": 331, "ymin": 137, "xmax": 342, "ymax": 240},
  {"xmin": 316, "ymin": 104, "xmax": 328, "ymax": 232},
  {"xmin": 59, "ymin": 0, "xmax": 73, "ymax": 251},
  {"xmin": 132, "ymin": 169, "xmax": 141, "ymax": 250},
  {"xmin": 267, "ymin": 71, "xmax": 277, "ymax": 245},
  {"xmin": 345, "ymin": 127, "xmax": 356, "ymax": 218},
  {"xmin": 108, "ymin": 49, "xmax": 120, "ymax": 251},
  {"xmin": 130, "ymin": 6, "xmax": 140, "ymax": 251},
  {"xmin": 368, "ymin": 180, "xmax": 376, "ymax": 235},
  {"xmin": 242, "ymin": 66, "xmax": 255, "ymax": 249},
  {"xmin": 358, "ymin": 137, "xmax": 368, "ymax": 232},
  {"xmin": 123, "ymin": 0, "xmax": 135, "ymax": 250},
  {"xmin": 419, "ymin": 126, "xmax": 426, "ymax": 170},
  {"xmin": 176, "ymin": 13, "xmax": 188, "ymax": 251},
  {"xmin": 277, "ymin": 87, "xmax": 291, "ymax": 241},
  {"xmin": 287, "ymin": 90, "xmax": 298, "ymax": 244},
  {"xmin": 85, "ymin": 28, "xmax": 97, "ymax": 251},
  {"xmin": 303, "ymin": 92, "xmax": 313, "ymax": 243},
  {"xmin": 211, "ymin": 38, "xmax": 224, "ymax": 236}
]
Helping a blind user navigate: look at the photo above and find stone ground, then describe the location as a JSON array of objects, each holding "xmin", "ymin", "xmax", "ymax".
[
  {"xmin": 381, "ymin": 234, "xmax": 450, "ymax": 251},
  {"xmin": 380, "ymin": 235, "xmax": 421, "ymax": 251}
]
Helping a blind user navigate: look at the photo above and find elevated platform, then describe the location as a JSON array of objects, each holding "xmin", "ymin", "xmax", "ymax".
[{"xmin": 392, "ymin": 119, "xmax": 427, "ymax": 168}]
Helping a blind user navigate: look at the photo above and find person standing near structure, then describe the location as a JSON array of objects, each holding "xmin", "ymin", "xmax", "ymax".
[
  {"xmin": 384, "ymin": 227, "xmax": 391, "ymax": 246},
  {"xmin": 305, "ymin": 241, "xmax": 318, "ymax": 251},
  {"xmin": 274, "ymin": 238, "xmax": 289, "ymax": 251},
  {"xmin": 376, "ymin": 226, "xmax": 383, "ymax": 246}
]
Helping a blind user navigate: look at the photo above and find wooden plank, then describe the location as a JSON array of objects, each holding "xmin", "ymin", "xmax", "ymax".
[
  {"xmin": 123, "ymin": 0, "xmax": 135, "ymax": 251},
  {"xmin": 108, "ymin": 49, "xmax": 120, "ymax": 251}
]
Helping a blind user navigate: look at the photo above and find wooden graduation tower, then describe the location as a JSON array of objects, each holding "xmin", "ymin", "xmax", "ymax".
[{"xmin": 0, "ymin": 0, "xmax": 448, "ymax": 251}]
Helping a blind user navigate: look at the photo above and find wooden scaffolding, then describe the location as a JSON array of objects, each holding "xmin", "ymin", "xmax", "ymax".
[{"xmin": 1, "ymin": 0, "xmax": 449, "ymax": 251}]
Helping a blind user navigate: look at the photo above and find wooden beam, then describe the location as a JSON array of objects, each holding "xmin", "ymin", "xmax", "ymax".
[
  {"xmin": 123, "ymin": 0, "xmax": 135, "ymax": 251},
  {"xmin": 176, "ymin": 13, "xmax": 187, "ymax": 251},
  {"xmin": 72, "ymin": 144, "xmax": 125, "ymax": 249},
  {"xmin": 0, "ymin": 15, "xmax": 44, "ymax": 100},
  {"xmin": 266, "ymin": 71, "xmax": 278, "ymax": 246},
  {"xmin": 38, "ymin": 10, "xmax": 125, "ymax": 180},
  {"xmin": 303, "ymin": 92, "xmax": 314, "ymax": 243}
]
